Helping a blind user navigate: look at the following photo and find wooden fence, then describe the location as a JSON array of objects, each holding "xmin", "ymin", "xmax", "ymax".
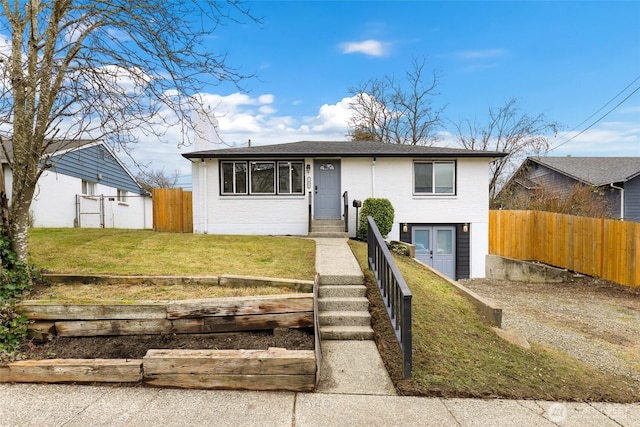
[
  {"xmin": 489, "ymin": 210, "xmax": 639, "ymax": 287},
  {"xmin": 152, "ymin": 188, "xmax": 193, "ymax": 233}
]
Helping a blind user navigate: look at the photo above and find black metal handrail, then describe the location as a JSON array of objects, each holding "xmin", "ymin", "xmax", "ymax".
[
  {"xmin": 308, "ymin": 191, "xmax": 312, "ymax": 233},
  {"xmin": 366, "ymin": 216, "xmax": 412, "ymax": 378},
  {"xmin": 342, "ymin": 191, "xmax": 349, "ymax": 233}
]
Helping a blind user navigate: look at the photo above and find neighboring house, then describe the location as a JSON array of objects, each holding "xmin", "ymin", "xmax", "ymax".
[
  {"xmin": 183, "ymin": 140, "xmax": 505, "ymax": 279},
  {"xmin": 1, "ymin": 140, "xmax": 152, "ymax": 229},
  {"xmin": 499, "ymin": 156, "xmax": 640, "ymax": 221}
]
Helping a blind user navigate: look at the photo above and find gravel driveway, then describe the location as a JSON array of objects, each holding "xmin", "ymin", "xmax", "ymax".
[{"xmin": 461, "ymin": 276, "xmax": 640, "ymax": 386}]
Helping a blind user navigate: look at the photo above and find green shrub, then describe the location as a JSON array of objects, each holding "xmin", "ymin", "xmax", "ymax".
[
  {"xmin": 0, "ymin": 232, "xmax": 33, "ymax": 359},
  {"xmin": 0, "ymin": 303, "xmax": 29, "ymax": 358},
  {"xmin": 0, "ymin": 233, "xmax": 32, "ymax": 302},
  {"xmin": 357, "ymin": 198, "xmax": 395, "ymax": 240}
]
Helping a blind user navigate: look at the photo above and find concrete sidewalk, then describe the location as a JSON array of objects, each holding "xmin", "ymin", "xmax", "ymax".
[
  {"xmin": 1, "ymin": 383, "xmax": 638, "ymax": 426},
  {"xmin": 1, "ymin": 238, "xmax": 638, "ymax": 426}
]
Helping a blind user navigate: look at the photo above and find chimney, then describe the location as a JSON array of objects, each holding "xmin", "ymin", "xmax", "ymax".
[{"xmin": 193, "ymin": 107, "xmax": 220, "ymax": 151}]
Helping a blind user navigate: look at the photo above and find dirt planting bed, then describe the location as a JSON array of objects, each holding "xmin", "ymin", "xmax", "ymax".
[
  {"xmin": 3, "ymin": 279, "xmax": 320, "ymax": 391},
  {"xmin": 19, "ymin": 329, "xmax": 315, "ymax": 360}
]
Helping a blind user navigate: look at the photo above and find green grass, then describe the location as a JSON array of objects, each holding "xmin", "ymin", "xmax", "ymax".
[
  {"xmin": 348, "ymin": 240, "xmax": 640, "ymax": 402},
  {"xmin": 29, "ymin": 283, "xmax": 296, "ymax": 302},
  {"xmin": 28, "ymin": 228, "xmax": 315, "ymax": 279}
]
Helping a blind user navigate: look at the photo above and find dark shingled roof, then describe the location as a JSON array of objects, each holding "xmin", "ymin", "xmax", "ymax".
[
  {"xmin": 182, "ymin": 140, "xmax": 507, "ymax": 159},
  {"xmin": 0, "ymin": 139, "xmax": 95, "ymax": 163},
  {"xmin": 530, "ymin": 156, "xmax": 640, "ymax": 186}
]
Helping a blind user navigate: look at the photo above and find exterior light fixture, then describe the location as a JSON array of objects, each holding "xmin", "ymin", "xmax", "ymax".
[
  {"xmin": 306, "ymin": 164, "xmax": 311, "ymax": 173},
  {"xmin": 462, "ymin": 223, "xmax": 469, "ymax": 233},
  {"xmin": 402, "ymin": 223, "xmax": 408, "ymax": 233}
]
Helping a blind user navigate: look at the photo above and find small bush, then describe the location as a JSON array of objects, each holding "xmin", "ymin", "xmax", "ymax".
[
  {"xmin": 0, "ymin": 233, "xmax": 33, "ymax": 302},
  {"xmin": 357, "ymin": 198, "xmax": 395, "ymax": 240},
  {"xmin": 0, "ymin": 303, "xmax": 29, "ymax": 359},
  {"xmin": 0, "ymin": 232, "xmax": 33, "ymax": 359},
  {"xmin": 389, "ymin": 242, "xmax": 409, "ymax": 256}
]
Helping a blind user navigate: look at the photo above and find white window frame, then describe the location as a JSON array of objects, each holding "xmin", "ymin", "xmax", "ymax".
[
  {"xmin": 413, "ymin": 161, "xmax": 456, "ymax": 195},
  {"xmin": 117, "ymin": 189, "xmax": 127, "ymax": 203},
  {"xmin": 82, "ymin": 180, "xmax": 96, "ymax": 196}
]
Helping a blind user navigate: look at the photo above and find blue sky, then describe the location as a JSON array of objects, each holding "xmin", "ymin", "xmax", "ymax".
[{"xmin": 127, "ymin": 1, "xmax": 640, "ymax": 184}]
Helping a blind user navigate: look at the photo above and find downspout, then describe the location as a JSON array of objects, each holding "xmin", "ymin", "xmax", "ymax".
[
  {"xmin": 371, "ymin": 157, "xmax": 376, "ymax": 197},
  {"xmin": 202, "ymin": 160, "xmax": 208, "ymax": 233},
  {"xmin": 610, "ymin": 183, "xmax": 624, "ymax": 220}
]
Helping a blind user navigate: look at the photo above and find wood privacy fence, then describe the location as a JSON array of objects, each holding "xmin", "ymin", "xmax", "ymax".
[
  {"xmin": 489, "ymin": 210, "xmax": 640, "ymax": 287},
  {"xmin": 152, "ymin": 188, "xmax": 193, "ymax": 233}
]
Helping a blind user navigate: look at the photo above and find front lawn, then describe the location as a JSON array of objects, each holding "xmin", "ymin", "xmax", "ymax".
[
  {"xmin": 29, "ymin": 228, "xmax": 315, "ymax": 279},
  {"xmin": 348, "ymin": 240, "xmax": 640, "ymax": 402}
]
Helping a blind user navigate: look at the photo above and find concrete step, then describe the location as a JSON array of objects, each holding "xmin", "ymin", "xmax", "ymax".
[
  {"xmin": 319, "ymin": 285, "xmax": 366, "ymax": 298},
  {"xmin": 310, "ymin": 220, "xmax": 347, "ymax": 236},
  {"xmin": 318, "ymin": 274, "xmax": 364, "ymax": 286},
  {"xmin": 311, "ymin": 224, "xmax": 345, "ymax": 232},
  {"xmin": 319, "ymin": 311, "xmax": 371, "ymax": 327},
  {"xmin": 308, "ymin": 232, "xmax": 348, "ymax": 239},
  {"xmin": 311, "ymin": 220, "xmax": 344, "ymax": 227},
  {"xmin": 318, "ymin": 297, "xmax": 369, "ymax": 311},
  {"xmin": 319, "ymin": 325, "xmax": 374, "ymax": 340}
]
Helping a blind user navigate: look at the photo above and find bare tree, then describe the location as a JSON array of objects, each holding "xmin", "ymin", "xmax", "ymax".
[
  {"xmin": 495, "ymin": 181, "xmax": 611, "ymax": 218},
  {"xmin": 136, "ymin": 168, "xmax": 181, "ymax": 192},
  {"xmin": 348, "ymin": 57, "xmax": 445, "ymax": 145},
  {"xmin": 0, "ymin": 0, "xmax": 258, "ymax": 262},
  {"xmin": 454, "ymin": 98, "xmax": 559, "ymax": 200}
]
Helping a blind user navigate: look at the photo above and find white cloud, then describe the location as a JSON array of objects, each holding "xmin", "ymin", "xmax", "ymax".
[
  {"xmin": 304, "ymin": 97, "xmax": 354, "ymax": 133},
  {"xmin": 90, "ymin": 65, "xmax": 151, "ymax": 96},
  {"xmin": 339, "ymin": 40, "xmax": 390, "ymax": 57},
  {"xmin": 548, "ymin": 121, "xmax": 640, "ymax": 157},
  {"xmin": 619, "ymin": 105, "xmax": 640, "ymax": 114},
  {"xmin": 452, "ymin": 49, "xmax": 505, "ymax": 60},
  {"xmin": 122, "ymin": 93, "xmax": 359, "ymax": 181},
  {"xmin": 0, "ymin": 33, "xmax": 10, "ymax": 57}
]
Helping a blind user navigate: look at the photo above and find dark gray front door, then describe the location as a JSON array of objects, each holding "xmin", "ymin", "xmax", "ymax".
[
  {"xmin": 314, "ymin": 160, "xmax": 341, "ymax": 219},
  {"xmin": 412, "ymin": 226, "xmax": 456, "ymax": 279}
]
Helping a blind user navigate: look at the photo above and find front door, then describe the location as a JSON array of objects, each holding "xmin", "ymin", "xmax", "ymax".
[
  {"xmin": 314, "ymin": 160, "xmax": 341, "ymax": 219},
  {"xmin": 412, "ymin": 226, "xmax": 456, "ymax": 279}
]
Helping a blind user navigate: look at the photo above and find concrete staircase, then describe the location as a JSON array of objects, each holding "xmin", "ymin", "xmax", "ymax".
[
  {"xmin": 318, "ymin": 284, "xmax": 373, "ymax": 340},
  {"xmin": 314, "ymin": 238, "xmax": 373, "ymax": 340},
  {"xmin": 308, "ymin": 220, "xmax": 348, "ymax": 238}
]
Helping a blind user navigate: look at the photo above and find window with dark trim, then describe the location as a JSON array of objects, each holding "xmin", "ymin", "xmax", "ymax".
[
  {"xmin": 278, "ymin": 161, "xmax": 304, "ymax": 194},
  {"xmin": 221, "ymin": 161, "xmax": 248, "ymax": 195},
  {"xmin": 250, "ymin": 161, "xmax": 276, "ymax": 194},
  {"xmin": 414, "ymin": 161, "xmax": 456, "ymax": 194},
  {"xmin": 220, "ymin": 160, "xmax": 304, "ymax": 195}
]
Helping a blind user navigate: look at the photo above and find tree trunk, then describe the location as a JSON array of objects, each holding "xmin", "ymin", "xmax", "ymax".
[
  {"xmin": 10, "ymin": 195, "xmax": 32, "ymax": 263},
  {"xmin": 0, "ymin": 165, "xmax": 11, "ymax": 241},
  {"xmin": 9, "ymin": 153, "xmax": 37, "ymax": 264}
]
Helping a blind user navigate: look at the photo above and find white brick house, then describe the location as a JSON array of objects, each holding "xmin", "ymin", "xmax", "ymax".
[{"xmin": 183, "ymin": 140, "xmax": 505, "ymax": 279}]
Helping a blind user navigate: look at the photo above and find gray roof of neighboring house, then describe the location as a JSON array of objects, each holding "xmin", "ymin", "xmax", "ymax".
[
  {"xmin": 0, "ymin": 139, "xmax": 94, "ymax": 163},
  {"xmin": 529, "ymin": 156, "xmax": 640, "ymax": 186},
  {"xmin": 182, "ymin": 140, "xmax": 507, "ymax": 160}
]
